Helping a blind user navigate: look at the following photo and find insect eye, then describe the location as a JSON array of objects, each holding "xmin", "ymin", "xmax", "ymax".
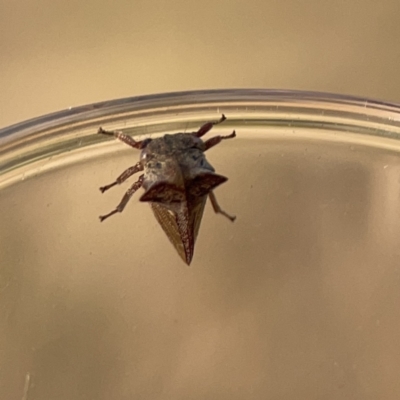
[
  {"xmin": 140, "ymin": 138, "xmax": 152, "ymax": 149},
  {"xmin": 190, "ymin": 152, "xmax": 206, "ymax": 166}
]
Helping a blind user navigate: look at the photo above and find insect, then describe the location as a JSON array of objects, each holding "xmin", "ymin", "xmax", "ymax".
[{"xmin": 98, "ymin": 114, "xmax": 236, "ymax": 265}]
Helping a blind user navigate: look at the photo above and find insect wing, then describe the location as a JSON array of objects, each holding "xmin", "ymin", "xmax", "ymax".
[
  {"xmin": 150, "ymin": 195, "xmax": 207, "ymax": 265},
  {"xmin": 188, "ymin": 194, "xmax": 207, "ymax": 245},
  {"xmin": 151, "ymin": 202, "xmax": 186, "ymax": 263}
]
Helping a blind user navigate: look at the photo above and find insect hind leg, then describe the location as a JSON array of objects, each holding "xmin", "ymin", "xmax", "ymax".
[{"xmin": 208, "ymin": 191, "xmax": 236, "ymax": 222}]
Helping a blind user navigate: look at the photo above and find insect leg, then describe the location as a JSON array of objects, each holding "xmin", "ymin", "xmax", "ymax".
[
  {"xmin": 204, "ymin": 130, "xmax": 236, "ymax": 151},
  {"xmin": 208, "ymin": 191, "xmax": 236, "ymax": 222},
  {"xmin": 98, "ymin": 127, "xmax": 144, "ymax": 149},
  {"xmin": 194, "ymin": 114, "xmax": 226, "ymax": 138},
  {"xmin": 99, "ymin": 162, "xmax": 143, "ymax": 193},
  {"xmin": 99, "ymin": 174, "xmax": 144, "ymax": 222}
]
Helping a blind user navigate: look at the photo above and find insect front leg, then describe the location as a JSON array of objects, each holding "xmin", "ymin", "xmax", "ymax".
[
  {"xmin": 99, "ymin": 162, "xmax": 143, "ymax": 193},
  {"xmin": 99, "ymin": 174, "xmax": 144, "ymax": 222},
  {"xmin": 194, "ymin": 114, "xmax": 226, "ymax": 138},
  {"xmin": 98, "ymin": 127, "xmax": 145, "ymax": 149},
  {"xmin": 208, "ymin": 191, "xmax": 236, "ymax": 222},
  {"xmin": 204, "ymin": 130, "xmax": 236, "ymax": 151}
]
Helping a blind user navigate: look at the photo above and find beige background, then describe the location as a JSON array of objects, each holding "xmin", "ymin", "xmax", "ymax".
[
  {"xmin": 3, "ymin": 2, "xmax": 400, "ymax": 400},
  {"xmin": 1, "ymin": 0, "xmax": 400, "ymax": 128}
]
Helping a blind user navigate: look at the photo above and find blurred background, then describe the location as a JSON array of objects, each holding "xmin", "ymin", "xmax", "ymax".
[{"xmin": 1, "ymin": 0, "xmax": 400, "ymax": 128}]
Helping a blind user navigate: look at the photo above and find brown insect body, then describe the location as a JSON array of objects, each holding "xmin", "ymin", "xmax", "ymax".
[
  {"xmin": 98, "ymin": 115, "xmax": 236, "ymax": 265},
  {"xmin": 139, "ymin": 134, "xmax": 229, "ymax": 264}
]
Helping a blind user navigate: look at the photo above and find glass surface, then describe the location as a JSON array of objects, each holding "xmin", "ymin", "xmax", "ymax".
[{"xmin": 1, "ymin": 89, "xmax": 400, "ymax": 399}]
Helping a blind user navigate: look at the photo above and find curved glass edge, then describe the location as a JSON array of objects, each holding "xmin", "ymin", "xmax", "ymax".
[
  {"xmin": 2, "ymin": 89, "xmax": 400, "ymax": 141},
  {"xmin": 2, "ymin": 88, "xmax": 400, "ymax": 190}
]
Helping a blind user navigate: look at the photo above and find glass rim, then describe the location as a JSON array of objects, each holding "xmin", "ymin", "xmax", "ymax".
[
  {"xmin": 2, "ymin": 88, "xmax": 400, "ymax": 190},
  {"xmin": 2, "ymin": 88, "xmax": 400, "ymax": 141}
]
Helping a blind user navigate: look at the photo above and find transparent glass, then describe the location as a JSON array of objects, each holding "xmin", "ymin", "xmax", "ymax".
[{"xmin": 1, "ymin": 89, "xmax": 400, "ymax": 399}]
